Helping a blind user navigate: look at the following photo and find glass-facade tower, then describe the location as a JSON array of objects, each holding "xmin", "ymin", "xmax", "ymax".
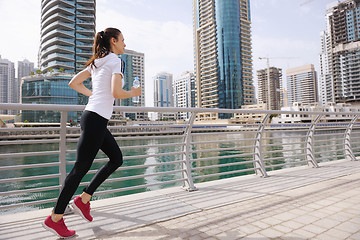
[{"xmin": 193, "ymin": 0, "xmax": 254, "ymax": 118}]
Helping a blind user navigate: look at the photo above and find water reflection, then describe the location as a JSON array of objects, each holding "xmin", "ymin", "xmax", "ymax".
[{"xmin": 191, "ymin": 132, "xmax": 256, "ymax": 182}]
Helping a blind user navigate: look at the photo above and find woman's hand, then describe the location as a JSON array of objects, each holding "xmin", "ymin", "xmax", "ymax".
[{"xmin": 131, "ymin": 86, "xmax": 141, "ymax": 97}]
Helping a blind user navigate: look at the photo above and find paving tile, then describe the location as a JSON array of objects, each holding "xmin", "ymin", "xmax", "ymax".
[
  {"xmin": 292, "ymin": 214, "xmax": 320, "ymax": 224},
  {"xmin": 301, "ymin": 224, "xmax": 327, "ymax": 235},
  {"xmin": 235, "ymin": 224, "xmax": 261, "ymax": 235},
  {"xmin": 261, "ymin": 216, "xmax": 283, "ymax": 225},
  {"xmin": 334, "ymin": 221, "xmax": 360, "ymax": 234},
  {"xmin": 242, "ymin": 232, "xmax": 270, "ymax": 240},
  {"xmin": 281, "ymin": 220, "xmax": 305, "ymax": 230},
  {"xmin": 272, "ymin": 224, "xmax": 293, "ymax": 234},
  {"xmin": 292, "ymin": 228, "xmax": 317, "ymax": 238},
  {"xmin": 259, "ymin": 228, "xmax": 283, "ymax": 238},
  {"xmin": 273, "ymin": 212, "xmax": 298, "ymax": 222},
  {"xmin": 322, "ymin": 228, "xmax": 352, "ymax": 239},
  {"xmin": 251, "ymin": 220, "xmax": 271, "ymax": 229}
]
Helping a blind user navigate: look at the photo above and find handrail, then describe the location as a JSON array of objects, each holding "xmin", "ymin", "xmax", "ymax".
[
  {"xmin": 1, "ymin": 103, "xmax": 360, "ymax": 115},
  {"xmin": 0, "ymin": 103, "xmax": 359, "ymax": 213}
]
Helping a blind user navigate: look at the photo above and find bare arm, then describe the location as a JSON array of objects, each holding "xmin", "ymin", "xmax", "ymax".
[
  {"xmin": 68, "ymin": 69, "xmax": 92, "ymax": 97},
  {"xmin": 111, "ymin": 73, "xmax": 141, "ymax": 99}
]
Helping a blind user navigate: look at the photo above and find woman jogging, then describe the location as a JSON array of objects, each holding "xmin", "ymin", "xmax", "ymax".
[{"xmin": 43, "ymin": 27, "xmax": 141, "ymax": 238}]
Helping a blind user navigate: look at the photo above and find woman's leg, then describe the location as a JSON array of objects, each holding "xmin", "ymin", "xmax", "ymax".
[
  {"xmin": 53, "ymin": 111, "xmax": 108, "ymax": 214},
  {"xmin": 83, "ymin": 128, "xmax": 123, "ymax": 195}
]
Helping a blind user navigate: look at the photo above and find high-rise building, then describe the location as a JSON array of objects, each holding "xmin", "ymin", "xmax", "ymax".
[
  {"xmin": 286, "ymin": 64, "xmax": 318, "ymax": 106},
  {"xmin": 39, "ymin": 0, "xmax": 95, "ymax": 73},
  {"xmin": 154, "ymin": 72, "xmax": 175, "ymax": 120},
  {"xmin": 18, "ymin": 59, "xmax": 35, "ymax": 79},
  {"xmin": 20, "ymin": 0, "xmax": 95, "ymax": 122},
  {"xmin": 193, "ymin": 0, "xmax": 255, "ymax": 117},
  {"xmin": 0, "ymin": 56, "xmax": 16, "ymax": 115},
  {"xmin": 319, "ymin": 0, "xmax": 360, "ymax": 105},
  {"xmin": 173, "ymin": 71, "xmax": 195, "ymax": 120},
  {"xmin": 114, "ymin": 49, "xmax": 147, "ymax": 121},
  {"xmin": 17, "ymin": 59, "xmax": 35, "ymax": 108},
  {"xmin": 257, "ymin": 67, "xmax": 282, "ymax": 110},
  {"xmin": 281, "ymin": 88, "xmax": 289, "ymax": 108}
]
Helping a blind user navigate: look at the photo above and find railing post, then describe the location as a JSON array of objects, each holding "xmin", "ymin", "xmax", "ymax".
[
  {"xmin": 253, "ymin": 114, "xmax": 269, "ymax": 177},
  {"xmin": 306, "ymin": 115, "xmax": 321, "ymax": 168},
  {"xmin": 181, "ymin": 112, "xmax": 197, "ymax": 191},
  {"xmin": 344, "ymin": 115, "xmax": 359, "ymax": 161},
  {"xmin": 59, "ymin": 111, "xmax": 68, "ymax": 185},
  {"xmin": 59, "ymin": 111, "xmax": 74, "ymax": 215}
]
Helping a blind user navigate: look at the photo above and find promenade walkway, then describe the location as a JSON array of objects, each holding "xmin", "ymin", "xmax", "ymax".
[{"xmin": 0, "ymin": 159, "xmax": 359, "ymax": 240}]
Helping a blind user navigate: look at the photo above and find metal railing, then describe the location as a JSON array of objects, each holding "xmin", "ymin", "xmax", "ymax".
[{"xmin": 0, "ymin": 103, "xmax": 359, "ymax": 213}]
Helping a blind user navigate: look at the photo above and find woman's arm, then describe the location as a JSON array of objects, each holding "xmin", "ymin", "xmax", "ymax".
[
  {"xmin": 68, "ymin": 69, "xmax": 92, "ymax": 97},
  {"xmin": 111, "ymin": 73, "xmax": 141, "ymax": 99}
]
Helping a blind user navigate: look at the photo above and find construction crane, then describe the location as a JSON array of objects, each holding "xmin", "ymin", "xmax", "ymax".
[
  {"xmin": 258, "ymin": 57, "xmax": 298, "ymax": 110},
  {"xmin": 300, "ymin": 0, "xmax": 314, "ymax": 7}
]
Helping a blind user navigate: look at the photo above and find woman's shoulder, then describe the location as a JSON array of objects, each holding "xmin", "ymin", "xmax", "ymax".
[{"xmin": 107, "ymin": 52, "xmax": 121, "ymax": 62}]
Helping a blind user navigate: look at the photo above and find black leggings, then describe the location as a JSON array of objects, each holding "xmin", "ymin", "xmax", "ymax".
[{"xmin": 54, "ymin": 110, "xmax": 123, "ymax": 214}]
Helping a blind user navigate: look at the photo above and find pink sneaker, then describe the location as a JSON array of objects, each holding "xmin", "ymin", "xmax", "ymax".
[
  {"xmin": 71, "ymin": 196, "xmax": 93, "ymax": 222},
  {"xmin": 42, "ymin": 215, "xmax": 76, "ymax": 238}
]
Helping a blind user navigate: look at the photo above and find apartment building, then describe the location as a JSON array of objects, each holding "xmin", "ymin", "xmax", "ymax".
[
  {"xmin": 257, "ymin": 67, "xmax": 282, "ymax": 110},
  {"xmin": 39, "ymin": 0, "xmax": 95, "ymax": 73},
  {"xmin": 173, "ymin": 71, "xmax": 195, "ymax": 120},
  {"xmin": 319, "ymin": 0, "xmax": 360, "ymax": 105},
  {"xmin": 287, "ymin": 64, "xmax": 317, "ymax": 106}
]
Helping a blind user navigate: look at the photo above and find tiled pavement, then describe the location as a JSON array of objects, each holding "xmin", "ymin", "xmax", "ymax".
[
  {"xmin": 0, "ymin": 159, "xmax": 359, "ymax": 240},
  {"xmin": 104, "ymin": 169, "xmax": 360, "ymax": 240}
]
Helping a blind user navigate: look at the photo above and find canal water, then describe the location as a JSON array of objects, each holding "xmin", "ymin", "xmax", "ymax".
[{"xmin": 1, "ymin": 128, "xmax": 359, "ymax": 214}]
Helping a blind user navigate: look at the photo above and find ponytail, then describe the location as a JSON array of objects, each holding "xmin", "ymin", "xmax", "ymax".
[{"xmin": 86, "ymin": 27, "xmax": 122, "ymax": 68}]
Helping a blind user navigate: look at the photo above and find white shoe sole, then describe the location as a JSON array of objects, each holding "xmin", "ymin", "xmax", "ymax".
[
  {"xmin": 70, "ymin": 200, "xmax": 92, "ymax": 222},
  {"xmin": 42, "ymin": 222, "xmax": 75, "ymax": 239}
]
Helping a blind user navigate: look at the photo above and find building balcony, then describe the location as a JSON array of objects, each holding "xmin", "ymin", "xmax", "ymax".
[
  {"xmin": 42, "ymin": 29, "xmax": 74, "ymax": 43},
  {"xmin": 40, "ymin": 37, "xmax": 74, "ymax": 52},
  {"xmin": 42, "ymin": 60, "xmax": 75, "ymax": 70},
  {"xmin": 42, "ymin": 53, "xmax": 75, "ymax": 66},
  {"xmin": 42, "ymin": 5, "xmax": 74, "ymax": 24},
  {"xmin": 42, "ymin": 21, "xmax": 74, "ymax": 36},
  {"xmin": 42, "ymin": 0, "xmax": 74, "ymax": 14},
  {"xmin": 41, "ymin": 45, "xmax": 74, "ymax": 57},
  {"xmin": 41, "ymin": 13, "xmax": 75, "ymax": 29},
  {"xmin": 76, "ymin": 5, "xmax": 95, "ymax": 12}
]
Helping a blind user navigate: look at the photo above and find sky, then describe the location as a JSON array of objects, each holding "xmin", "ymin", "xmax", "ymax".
[{"xmin": 0, "ymin": 0, "xmax": 336, "ymax": 107}]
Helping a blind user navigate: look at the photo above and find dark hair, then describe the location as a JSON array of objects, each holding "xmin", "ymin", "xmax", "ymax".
[{"xmin": 86, "ymin": 27, "xmax": 121, "ymax": 68}]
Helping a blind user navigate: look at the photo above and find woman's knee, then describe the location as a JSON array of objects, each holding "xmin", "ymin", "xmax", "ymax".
[
  {"xmin": 72, "ymin": 161, "xmax": 92, "ymax": 177},
  {"xmin": 110, "ymin": 152, "xmax": 123, "ymax": 169}
]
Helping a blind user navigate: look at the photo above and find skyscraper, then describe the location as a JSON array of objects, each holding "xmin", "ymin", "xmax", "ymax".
[
  {"xmin": 0, "ymin": 56, "xmax": 16, "ymax": 114},
  {"xmin": 39, "ymin": 0, "xmax": 95, "ymax": 73},
  {"xmin": 193, "ymin": 0, "xmax": 254, "ymax": 117},
  {"xmin": 154, "ymin": 72, "xmax": 175, "ymax": 120},
  {"xmin": 286, "ymin": 64, "xmax": 317, "ymax": 106},
  {"xmin": 20, "ymin": 0, "xmax": 95, "ymax": 122},
  {"xmin": 319, "ymin": 0, "xmax": 360, "ymax": 105},
  {"xmin": 257, "ymin": 67, "xmax": 282, "ymax": 110},
  {"xmin": 173, "ymin": 71, "xmax": 195, "ymax": 120}
]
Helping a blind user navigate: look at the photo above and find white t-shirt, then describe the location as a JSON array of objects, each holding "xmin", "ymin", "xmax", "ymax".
[{"xmin": 84, "ymin": 52, "xmax": 124, "ymax": 120}]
